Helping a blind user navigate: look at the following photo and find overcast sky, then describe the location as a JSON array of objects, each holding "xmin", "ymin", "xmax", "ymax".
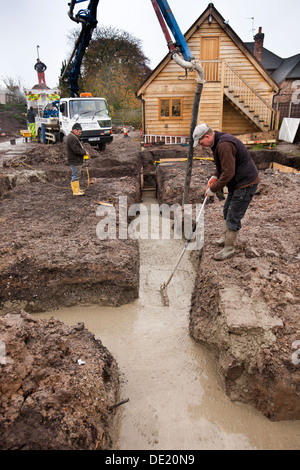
[{"xmin": 1, "ymin": 0, "xmax": 299, "ymax": 90}]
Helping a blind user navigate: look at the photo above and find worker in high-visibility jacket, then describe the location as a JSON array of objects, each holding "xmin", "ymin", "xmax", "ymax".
[{"xmin": 27, "ymin": 107, "xmax": 36, "ymax": 140}]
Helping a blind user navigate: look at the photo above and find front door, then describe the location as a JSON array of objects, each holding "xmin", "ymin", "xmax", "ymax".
[{"xmin": 200, "ymin": 36, "xmax": 220, "ymax": 81}]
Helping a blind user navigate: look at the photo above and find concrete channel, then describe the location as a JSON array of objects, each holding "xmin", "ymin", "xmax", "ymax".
[{"xmin": 37, "ymin": 189, "xmax": 300, "ymax": 450}]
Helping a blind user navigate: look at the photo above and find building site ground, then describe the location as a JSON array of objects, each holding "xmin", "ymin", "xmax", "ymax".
[{"xmin": 0, "ymin": 115, "xmax": 299, "ymax": 449}]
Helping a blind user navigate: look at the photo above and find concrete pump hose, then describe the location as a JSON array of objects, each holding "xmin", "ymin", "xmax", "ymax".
[{"xmin": 171, "ymin": 52, "xmax": 205, "ymax": 84}]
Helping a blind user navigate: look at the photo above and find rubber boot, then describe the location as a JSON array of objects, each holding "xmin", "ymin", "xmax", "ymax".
[
  {"xmin": 214, "ymin": 229, "xmax": 238, "ymax": 260},
  {"xmin": 71, "ymin": 180, "xmax": 85, "ymax": 196},
  {"xmin": 214, "ymin": 220, "xmax": 227, "ymax": 246}
]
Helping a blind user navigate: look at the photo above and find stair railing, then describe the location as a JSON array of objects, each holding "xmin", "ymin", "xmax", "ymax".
[{"xmin": 200, "ymin": 60, "xmax": 278, "ymax": 129}]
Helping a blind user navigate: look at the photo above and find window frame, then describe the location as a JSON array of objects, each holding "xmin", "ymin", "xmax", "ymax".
[{"xmin": 158, "ymin": 97, "xmax": 183, "ymax": 120}]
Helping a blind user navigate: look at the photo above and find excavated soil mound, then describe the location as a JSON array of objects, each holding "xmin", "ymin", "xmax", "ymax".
[
  {"xmin": 0, "ymin": 178, "xmax": 140, "ymax": 313},
  {"xmin": 0, "ymin": 108, "xmax": 26, "ymax": 141},
  {"xmin": 0, "ymin": 134, "xmax": 141, "ymax": 450},
  {"xmin": 0, "ymin": 135, "xmax": 141, "ymax": 313},
  {"xmin": 0, "ymin": 310, "xmax": 118, "ymax": 450},
  {"xmin": 2, "ymin": 139, "xmax": 142, "ymax": 184}
]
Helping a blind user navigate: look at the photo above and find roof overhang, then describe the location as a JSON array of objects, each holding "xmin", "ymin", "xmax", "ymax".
[{"xmin": 137, "ymin": 3, "xmax": 279, "ymax": 96}]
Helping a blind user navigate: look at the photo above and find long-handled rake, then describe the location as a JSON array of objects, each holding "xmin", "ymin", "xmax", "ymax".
[{"xmin": 160, "ymin": 196, "xmax": 208, "ymax": 306}]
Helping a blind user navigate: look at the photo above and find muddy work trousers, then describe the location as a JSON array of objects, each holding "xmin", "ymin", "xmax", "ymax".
[
  {"xmin": 223, "ymin": 184, "xmax": 258, "ymax": 231},
  {"xmin": 70, "ymin": 165, "xmax": 82, "ymax": 182}
]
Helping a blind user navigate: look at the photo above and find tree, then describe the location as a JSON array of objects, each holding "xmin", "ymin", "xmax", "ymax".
[
  {"xmin": 1, "ymin": 76, "xmax": 26, "ymax": 104},
  {"xmin": 81, "ymin": 26, "xmax": 151, "ymax": 113}
]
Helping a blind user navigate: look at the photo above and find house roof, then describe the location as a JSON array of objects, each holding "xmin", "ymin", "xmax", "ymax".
[
  {"xmin": 137, "ymin": 3, "xmax": 279, "ymax": 96},
  {"xmin": 245, "ymin": 43, "xmax": 300, "ymax": 83},
  {"xmin": 273, "ymin": 54, "xmax": 300, "ymax": 82},
  {"xmin": 287, "ymin": 60, "xmax": 300, "ymax": 79},
  {"xmin": 244, "ymin": 43, "xmax": 282, "ymax": 71}
]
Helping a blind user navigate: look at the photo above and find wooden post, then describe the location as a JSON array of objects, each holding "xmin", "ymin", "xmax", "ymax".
[{"xmin": 219, "ymin": 59, "xmax": 225, "ymax": 131}]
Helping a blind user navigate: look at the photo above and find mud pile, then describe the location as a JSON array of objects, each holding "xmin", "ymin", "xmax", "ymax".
[
  {"xmin": 0, "ymin": 107, "xmax": 26, "ymax": 141},
  {"xmin": 190, "ymin": 167, "xmax": 300, "ymax": 420},
  {"xmin": 0, "ymin": 134, "xmax": 140, "ymax": 449},
  {"xmin": 0, "ymin": 136, "xmax": 141, "ymax": 313},
  {"xmin": 0, "ymin": 310, "xmax": 118, "ymax": 450}
]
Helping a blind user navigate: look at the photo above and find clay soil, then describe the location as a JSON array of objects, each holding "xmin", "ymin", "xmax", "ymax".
[
  {"xmin": 0, "ymin": 130, "xmax": 300, "ymax": 449},
  {"xmin": 0, "ymin": 106, "xmax": 27, "ymax": 141},
  {"xmin": 0, "ymin": 133, "xmax": 142, "ymax": 449}
]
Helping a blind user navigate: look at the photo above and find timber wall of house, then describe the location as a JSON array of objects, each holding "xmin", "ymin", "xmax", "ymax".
[
  {"xmin": 222, "ymin": 100, "xmax": 259, "ymax": 134},
  {"xmin": 141, "ymin": 16, "xmax": 276, "ymax": 136}
]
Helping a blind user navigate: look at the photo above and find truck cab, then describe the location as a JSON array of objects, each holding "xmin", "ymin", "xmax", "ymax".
[{"xmin": 59, "ymin": 95, "xmax": 113, "ymax": 150}]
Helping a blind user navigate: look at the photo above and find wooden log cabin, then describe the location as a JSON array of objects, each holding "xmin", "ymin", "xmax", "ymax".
[{"xmin": 136, "ymin": 3, "xmax": 280, "ymax": 144}]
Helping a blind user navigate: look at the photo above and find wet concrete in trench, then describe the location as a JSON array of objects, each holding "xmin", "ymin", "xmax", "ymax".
[{"xmin": 38, "ymin": 190, "xmax": 300, "ymax": 450}]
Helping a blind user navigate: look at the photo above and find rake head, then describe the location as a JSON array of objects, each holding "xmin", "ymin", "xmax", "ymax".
[{"xmin": 160, "ymin": 282, "xmax": 170, "ymax": 307}]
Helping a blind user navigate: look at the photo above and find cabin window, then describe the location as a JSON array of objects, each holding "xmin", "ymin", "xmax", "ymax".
[{"xmin": 159, "ymin": 98, "xmax": 183, "ymax": 119}]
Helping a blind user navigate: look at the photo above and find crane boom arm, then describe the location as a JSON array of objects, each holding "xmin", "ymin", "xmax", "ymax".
[
  {"xmin": 63, "ymin": 0, "xmax": 204, "ymax": 97},
  {"xmin": 151, "ymin": 0, "xmax": 204, "ymax": 83},
  {"xmin": 153, "ymin": 0, "xmax": 194, "ymax": 61},
  {"xmin": 64, "ymin": 0, "xmax": 99, "ymax": 97}
]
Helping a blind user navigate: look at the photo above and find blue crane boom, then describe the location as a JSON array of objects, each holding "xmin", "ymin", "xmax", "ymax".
[
  {"xmin": 154, "ymin": 0, "xmax": 194, "ymax": 61},
  {"xmin": 64, "ymin": 0, "xmax": 203, "ymax": 96},
  {"xmin": 65, "ymin": 0, "xmax": 99, "ymax": 97}
]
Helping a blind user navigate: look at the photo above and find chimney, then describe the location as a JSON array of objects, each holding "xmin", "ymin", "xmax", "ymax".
[{"xmin": 253, "ymin": 27, "xmax": 264, "ymax": 62}]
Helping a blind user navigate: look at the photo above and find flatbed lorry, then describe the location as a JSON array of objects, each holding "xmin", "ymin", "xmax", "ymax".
[{"xmin": 27, "ymin": 90, "xmax": 113, "ymax": 150}]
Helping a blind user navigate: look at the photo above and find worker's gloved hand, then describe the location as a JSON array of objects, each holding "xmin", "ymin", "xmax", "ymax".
[
  {"xmin": 205, "ymin": 187, "xmax": 215, "ymax": 198},
  {"xmin": 206, "ymin": 175, "xmax": 217, "ymax": 190},
  {"xmin": 205, "ymin": 176, "xmax": 217, "ymax": 197}
]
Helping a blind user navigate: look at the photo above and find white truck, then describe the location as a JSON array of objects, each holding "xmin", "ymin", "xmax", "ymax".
[{"xmin": 26, "ymin": 89, "xmax": 113, "ymax": 151}]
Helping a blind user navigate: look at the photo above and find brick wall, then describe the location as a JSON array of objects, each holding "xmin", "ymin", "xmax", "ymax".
[{"xmin": 273, "ymin": 79, "xmax": 300, "ymax": 119}]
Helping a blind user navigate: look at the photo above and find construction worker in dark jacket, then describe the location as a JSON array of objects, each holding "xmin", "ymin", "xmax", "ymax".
[
  {"xmin": 66, "ymin": 123, "xmax": 89, "ymax": 196},
  {"xmin": 193, "ymin": 123, "xmax": 259, "ymax": 260}
]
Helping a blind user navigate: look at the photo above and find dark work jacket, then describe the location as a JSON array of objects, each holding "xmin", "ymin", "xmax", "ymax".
[
  {"xmin": 211, "ymin": 131, "xmax": 259, "ymax": 192},
  {"xmin": 66, "ymin": 132, "xmax": 86, "ymax": 166},
  {"xmin": 34, "ymin": 62, "xmax": 47, "ymax": 73},
  {"xmin": 27, "ymin": 109, "xmax": 35, "ymax": 124}
]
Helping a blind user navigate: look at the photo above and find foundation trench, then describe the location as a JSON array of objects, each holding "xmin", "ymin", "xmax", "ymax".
[{"xmin": 37, "ymin": 189, "xmax": 300, "ymax": 450}]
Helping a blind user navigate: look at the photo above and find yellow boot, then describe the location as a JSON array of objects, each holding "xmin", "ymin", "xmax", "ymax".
[{"xmin": 71, "ymin": 180, "xmax": 85, "ymax": 196}]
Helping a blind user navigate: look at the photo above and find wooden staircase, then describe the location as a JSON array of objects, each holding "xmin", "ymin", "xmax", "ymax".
[
  {"xmin": 223, "ymin": 62, "xmax": 278, "ymax": 130},
  {"xmin": 202, "ymin": 60, "xmax": 278, "ymax": 131}
]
